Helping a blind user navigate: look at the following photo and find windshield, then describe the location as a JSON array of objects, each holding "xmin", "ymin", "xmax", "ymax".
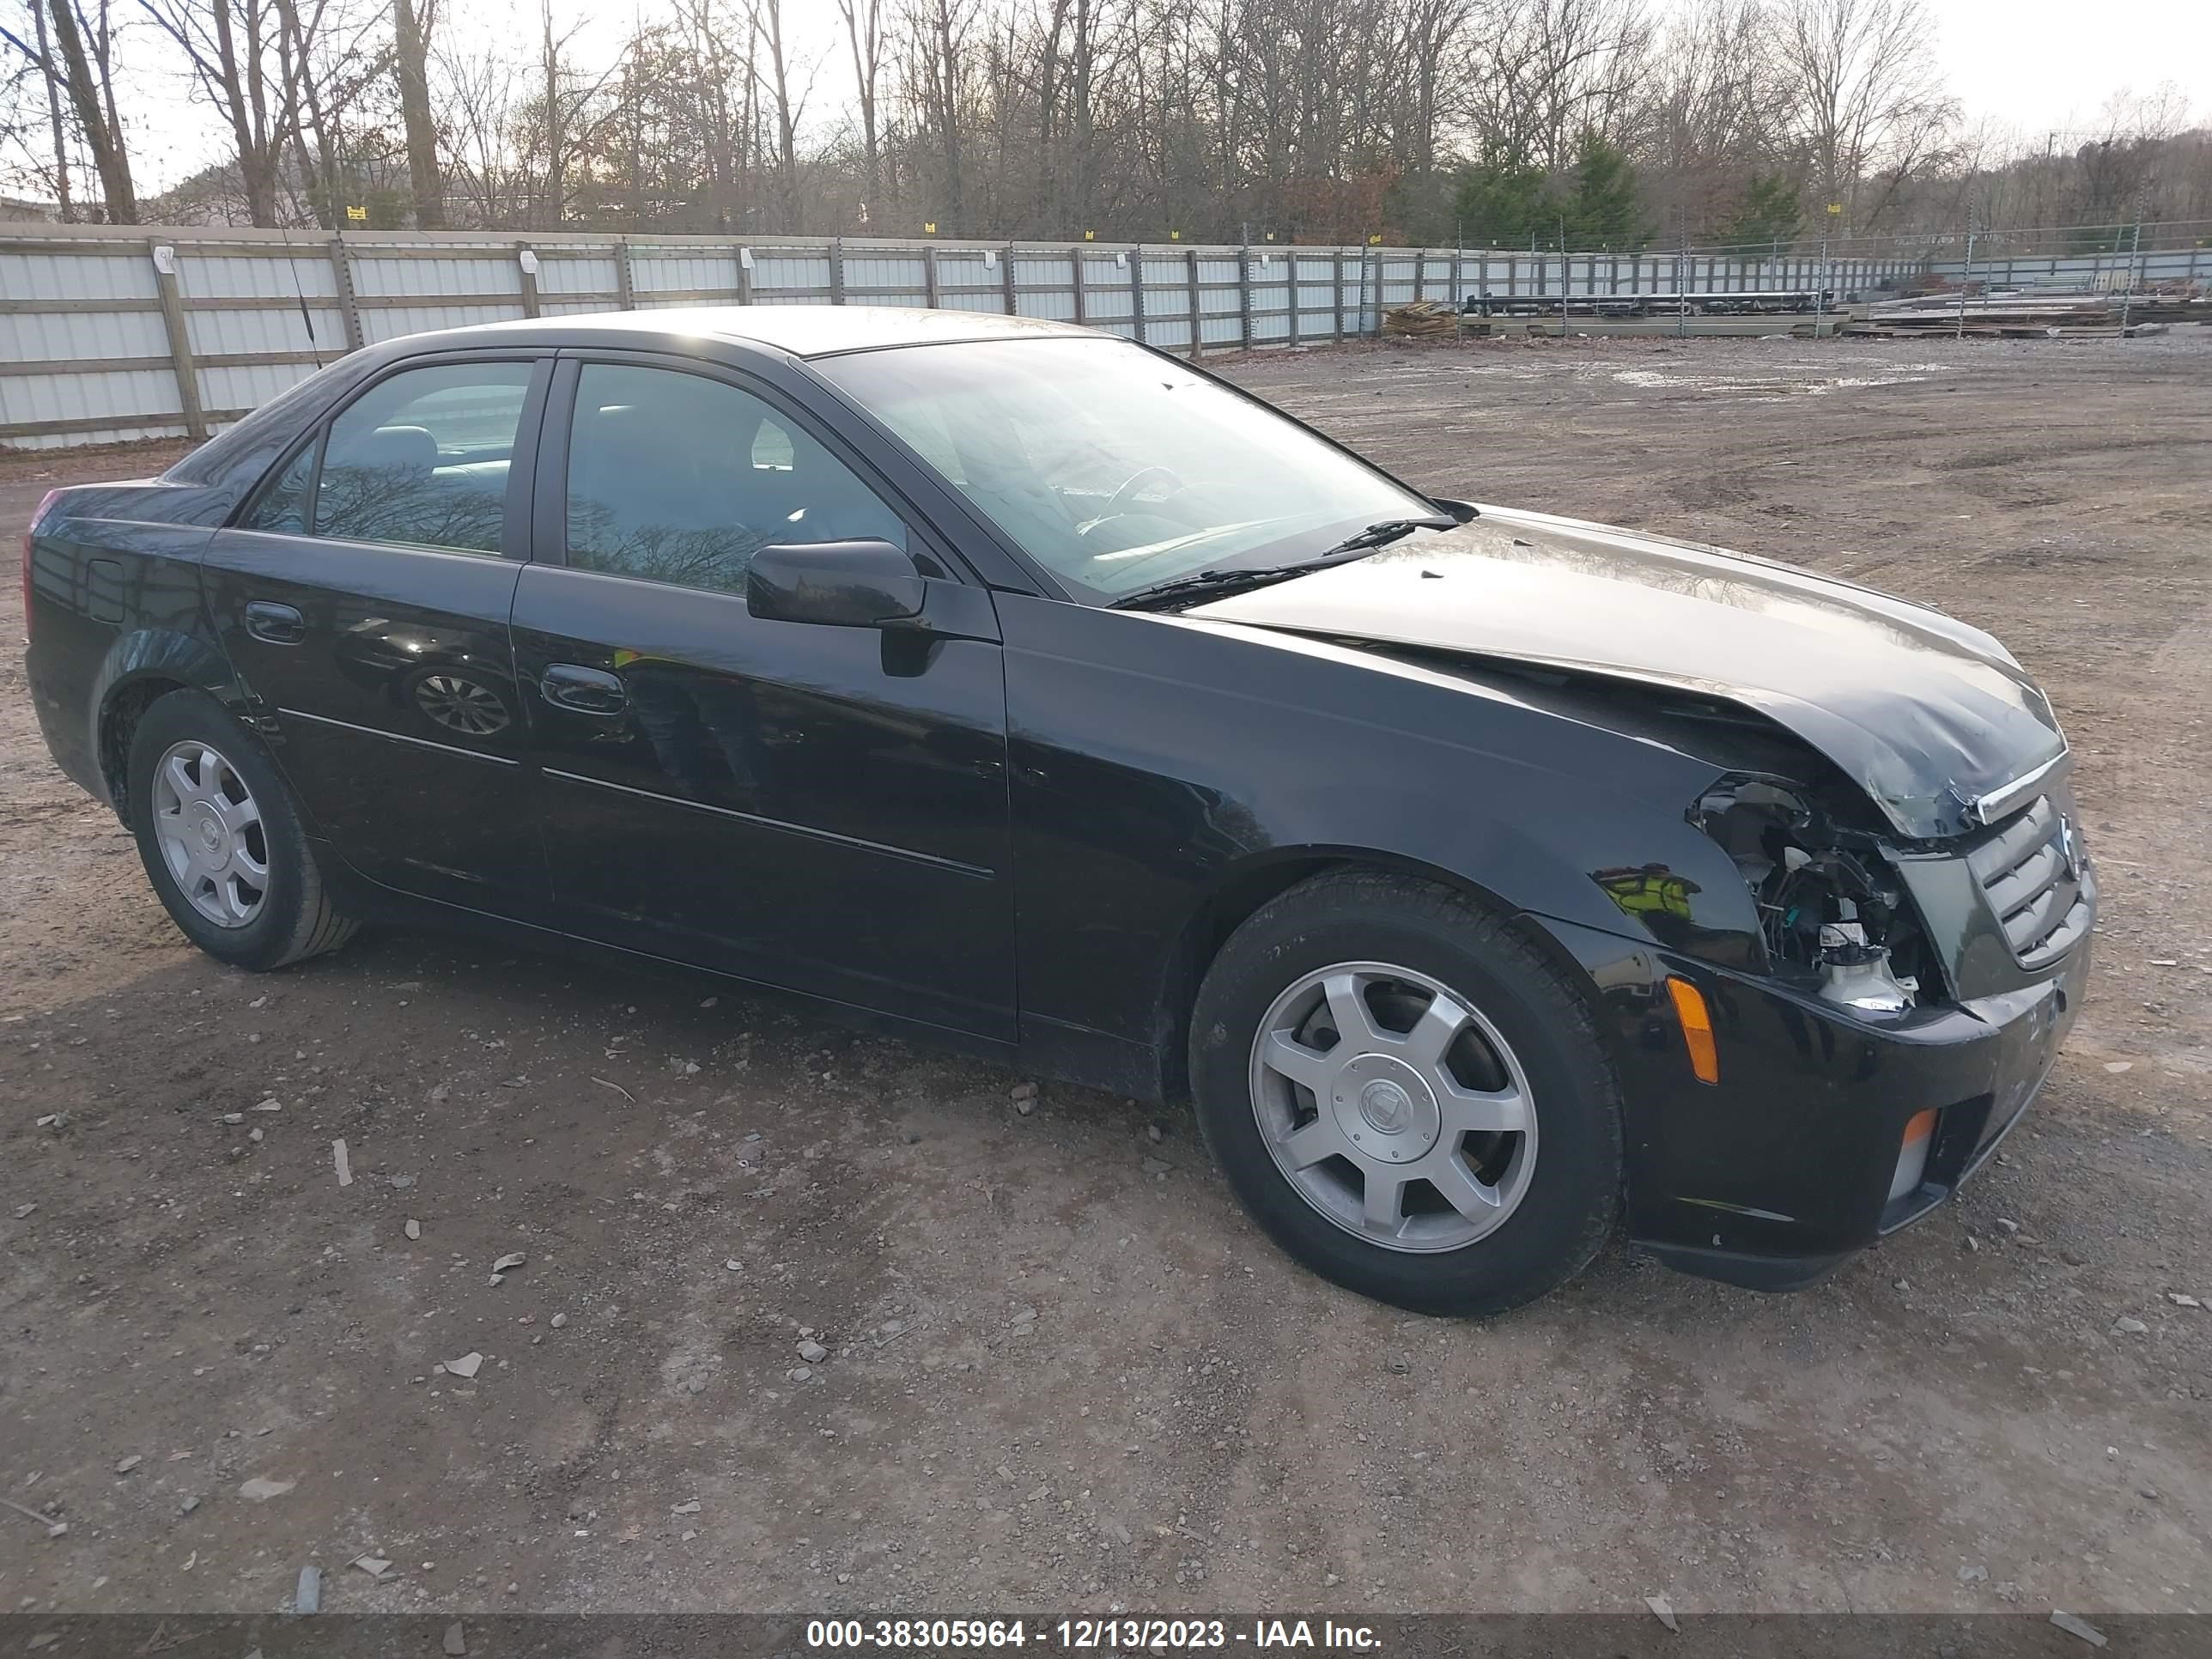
[{"xmin": 813, "ymin": 337, "xmax": 1439, "ymax": 600}]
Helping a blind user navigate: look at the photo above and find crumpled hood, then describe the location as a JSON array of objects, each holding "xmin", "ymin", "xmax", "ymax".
[{"xmin": 1187, "ymin": 503, "xmax": 2065, "ymax": 839}]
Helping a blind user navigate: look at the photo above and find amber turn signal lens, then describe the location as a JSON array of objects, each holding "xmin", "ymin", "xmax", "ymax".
[
  {"xmin": 1901, "ymin": 1107, "xmax": 1937, "ymax": 1147},
  {"xmin": 1665, "ymin": 975, "xmax": 1720, "ymax": 1085}
]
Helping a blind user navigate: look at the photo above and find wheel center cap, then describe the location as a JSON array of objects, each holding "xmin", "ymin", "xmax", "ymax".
[
  {"xmin": 1359, "ymin": 1079, "xmax": 1413, "ymax": 1133},
  {"xmin": 192, "ymin": 811, "xmax": 226, "ymax": 866},
  {"xmin": 1331, "ymin": 1054, "xmax": 1442, "ymax": 1164}
]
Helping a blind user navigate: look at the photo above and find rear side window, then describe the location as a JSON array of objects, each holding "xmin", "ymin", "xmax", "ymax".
[{"xmin": 242, "ymin": 362, "xmax": 535, "ymax": 556}]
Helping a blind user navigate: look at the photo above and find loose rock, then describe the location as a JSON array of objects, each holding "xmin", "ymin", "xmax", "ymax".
[{"xmin": 238, "ymin": 1476, "xmax": 295, "ymax": 1503}]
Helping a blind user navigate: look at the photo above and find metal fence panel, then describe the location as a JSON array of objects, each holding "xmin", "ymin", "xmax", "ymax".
[
  {"xmin": 3, "ymin": 223, "xmax": 2203, "ymax": 449},
  {"xmin": 1, "ymin": 307, "xmax": 167, "ymax": 363},
  {"xmin": 539, "ymin": 253, "xmax": 618, "ymax": 296},
  {"xmin": 635, "ymin": 249, "xmax": 742, "ymax": 295},
  {"xmin": 0, "ymin": 365, "xmax": 183, "ymax": 445},
  {"xmin": 362, "ymin": 301, "xmax": 524, "ymax": 343}
]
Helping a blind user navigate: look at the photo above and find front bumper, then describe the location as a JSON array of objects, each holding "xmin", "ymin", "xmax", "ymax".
[{"xmin": 1532, "ymin": 915, "xmax": 2092, "ymax": 1291}]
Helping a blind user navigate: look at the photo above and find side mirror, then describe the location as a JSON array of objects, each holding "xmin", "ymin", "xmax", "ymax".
[
  {"xmin": 747, "ymin": 538, "xmax": 927, "ymax": 629},
  {"xmin": 1431, "ymin": 497, "xmax": 1479, "ymax": 524}
]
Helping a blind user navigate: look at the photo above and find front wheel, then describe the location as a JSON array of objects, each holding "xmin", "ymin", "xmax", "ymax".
[
  {"xmin": 125, "ymin": 690, "xmax": 360, "ymax": 970},
  {"xmin": 1190, "ymin": 871, "xmax": 1622, "ymax": 1315}
]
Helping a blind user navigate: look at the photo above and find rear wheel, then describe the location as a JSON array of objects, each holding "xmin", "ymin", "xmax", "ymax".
[
  {"xmin": 125, "ymin": 690, "xmax": 359, "ymax": 970},
  {"xmin": 1190, "ymin": 870, "xmax": 1621, "ymax": 1315}
]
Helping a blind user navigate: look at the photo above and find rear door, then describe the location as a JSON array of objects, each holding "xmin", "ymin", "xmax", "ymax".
[
  {"xmin": 509, "ymin": 354, "xmax": 1017, "ymax": 1038},
  {"xmin": 201, "ymin": 354, "xmax": 553, "ymax": 915}
]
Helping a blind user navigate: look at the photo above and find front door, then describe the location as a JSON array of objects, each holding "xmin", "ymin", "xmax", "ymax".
[
  {"xmin": 201, "ymin": 354, "xmax": 552, "ymax": 915},
  {"xmin": 510, "ymin": 356, "xmax": 1017, "ymax": 1038}
]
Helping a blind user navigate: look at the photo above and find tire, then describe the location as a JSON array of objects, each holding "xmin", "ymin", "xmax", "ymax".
[
  {"xmin": 125, "ymin": 689, "xmax": 361, "ymax": 971},
  {"xmin": 1189, "ymin": 869, "xmax": 1621, "ymax": 1316}
]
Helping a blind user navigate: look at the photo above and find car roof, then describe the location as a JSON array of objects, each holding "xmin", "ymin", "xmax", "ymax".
[{"xmin": 405, "ymin": 304, "xmax": 1098, "ymax": 359}]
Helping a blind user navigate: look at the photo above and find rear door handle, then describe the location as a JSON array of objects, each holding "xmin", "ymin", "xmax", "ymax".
[
  {"xmin": 539, "ymin": 662, "xmax": 628, "ymax": 715},
  {"xmin": 243, "ymin": 600, "xmax": 307, "ymax": 645}
]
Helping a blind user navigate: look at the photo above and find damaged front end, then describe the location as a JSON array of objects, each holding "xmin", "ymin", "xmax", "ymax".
[{"xmin": 1692, "ymin": 774, "xmax": 1936, "ymax": 1016}]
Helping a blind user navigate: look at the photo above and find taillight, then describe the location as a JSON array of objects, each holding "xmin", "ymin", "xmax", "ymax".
[{"xmin": 22, "ymin": 488, "xmax": 60, "ymax": 638}]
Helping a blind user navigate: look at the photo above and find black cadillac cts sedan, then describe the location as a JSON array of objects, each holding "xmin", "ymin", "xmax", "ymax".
[{"xmin": 22, "ymin": 307, "xmax": 2094, "ymax": 1313}]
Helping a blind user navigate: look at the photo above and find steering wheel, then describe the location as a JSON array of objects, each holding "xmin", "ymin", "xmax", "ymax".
[{"xmin": 1103, "ymin": 464, "xmax": 1188, "ymax": 519}]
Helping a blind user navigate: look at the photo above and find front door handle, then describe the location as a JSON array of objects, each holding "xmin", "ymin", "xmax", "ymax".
[
  {"xmin": 539, "ymin": 662, "xmax": 628, "ymax": 715},
  {"xmin": 243, "ymin": 600, "xmax": 307, "ymax": 645}
]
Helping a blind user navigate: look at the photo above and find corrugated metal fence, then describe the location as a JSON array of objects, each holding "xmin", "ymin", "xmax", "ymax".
[
  {"xmin": 3, "ymin": 223, "xmax": 1927, "ymax": 448},
  {"xmin": 1927, "ymin": 245, "xmax": 2212, "ymax": 291}
]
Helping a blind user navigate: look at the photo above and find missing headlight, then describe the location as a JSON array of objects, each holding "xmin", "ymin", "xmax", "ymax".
[{"xmin": 1695, "ymin": 776, "xmax": 1929, "ymax": 1011}]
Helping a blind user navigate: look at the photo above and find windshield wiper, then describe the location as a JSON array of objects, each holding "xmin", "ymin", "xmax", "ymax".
[
  {"xmin": 1320, "ymin": 514, "xmax": 1460, "ymax": 554},
  {"xmin": 1109, "ymin": 516, "xmax": 1456, "ymax": 611}
]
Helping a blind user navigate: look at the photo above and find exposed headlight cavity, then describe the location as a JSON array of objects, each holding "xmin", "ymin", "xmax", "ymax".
[{"xmin": 1695, "ymin": 775, "xmax": 1927, "ymax": 1013}]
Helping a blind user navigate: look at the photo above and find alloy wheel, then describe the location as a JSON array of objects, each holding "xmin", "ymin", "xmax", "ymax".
[
  {"xmin": 1249, "ymin": 960, "xmax": 1537, "ymax": 1253},
  {"xmin": 150, "ymin": 738, "xmax": 270, "ymax": 928}
]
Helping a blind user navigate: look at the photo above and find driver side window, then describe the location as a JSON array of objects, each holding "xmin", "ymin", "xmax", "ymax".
[{"xmin": 563, "ymin": 363, "xmax": 908, "ymax": 598}]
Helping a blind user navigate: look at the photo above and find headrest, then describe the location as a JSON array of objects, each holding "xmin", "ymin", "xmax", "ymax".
[{"xmin": 339, "ymin": 424, "xmax": 437, "ymax": 479}]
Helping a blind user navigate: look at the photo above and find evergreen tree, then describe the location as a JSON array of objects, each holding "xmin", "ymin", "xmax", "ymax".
[
  {"xmin": 1453, "ymin": 156, "xmax": 1553, "ymax": 247},
  {"xmin": 1725, "ymin": 173, "xmax": 1804, "ymax": 249},
  {"xmin": 1560, "ymin": 132, "xmax": 1647, "ymax": 247}
]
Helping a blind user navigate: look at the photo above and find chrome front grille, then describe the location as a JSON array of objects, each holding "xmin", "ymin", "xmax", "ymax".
[{"xmin": 1964, "ymin": 794, "xmax": 2093, "ymax": 969}]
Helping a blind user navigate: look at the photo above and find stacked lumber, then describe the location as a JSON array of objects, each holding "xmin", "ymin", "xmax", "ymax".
[
  {"xmin": 1845, "ymin": 288, "xmax": 2203, "ymax": 338},
  {"xmin": 1383, "ymin": 300, "xmax": 1460, "ymax": 338}
]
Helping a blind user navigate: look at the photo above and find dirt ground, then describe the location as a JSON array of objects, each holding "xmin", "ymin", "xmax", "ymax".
[{"xmin": 2, "ymin": 330, "xmax": 2208, "ymax": 1620}]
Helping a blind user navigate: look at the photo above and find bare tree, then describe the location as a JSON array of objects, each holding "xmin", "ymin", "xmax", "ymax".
[
  {"xmin": 898, "ymin": 0, "xmax": 976, "ymax": 231},
  {"xmin": 747, "ymin": 0, "xmax": 812, "ymax": 232},
  {"xmin": 833, "ymin": 0, "xmax": 884, "ymax": 221},
  {"xmin": 14, "ymin": 0, "xmax": 77, "ymax": 216},
  {"xmin": 63, "ymin": 0, "xmax": 2191, "ymax": 254},
  {"xmin": 391, "ymin": 0, "xmax": 439, "ymax": 224},
  {"xmin": 141, "ymin": 0, "xmax": 333, "ymax": 225},
  {"xmin": 1775, "ymin": 0, "xmax": 1954, "ymax": 229},
  {"xmin": 1638, "ymin": 0, "xmax": 1796, "ymax": 234},
  {"xmin": 38, "ymin": 0, "xmax": 132, "ymax": 217},
  {"xmin": 431, "ymin": 37, "xmax": 518, "ymax": 224}
]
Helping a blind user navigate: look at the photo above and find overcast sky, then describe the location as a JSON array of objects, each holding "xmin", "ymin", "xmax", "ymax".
[
  {"xmin": 1935, "ymin": 0, "xmax": 2206, "ymax": 139},
  {"xmin": 88, "ymin": 0, "xmax": 2212, "ymax": 198}
]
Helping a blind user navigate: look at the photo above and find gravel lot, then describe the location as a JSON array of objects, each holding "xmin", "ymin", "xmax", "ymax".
[{"xmin": 2, "ymin": 330, "xmax": 2208, "ymax": 1619}]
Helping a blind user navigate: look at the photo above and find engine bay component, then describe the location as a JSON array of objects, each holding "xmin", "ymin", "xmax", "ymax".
[
  {"xmin": 1694, "ymin": 775, "xmax": 1930, "ymax": 1007},
  {"xmin": 1814, "ymin": 921, "xmax": 1917, "ymax": 1015}
]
